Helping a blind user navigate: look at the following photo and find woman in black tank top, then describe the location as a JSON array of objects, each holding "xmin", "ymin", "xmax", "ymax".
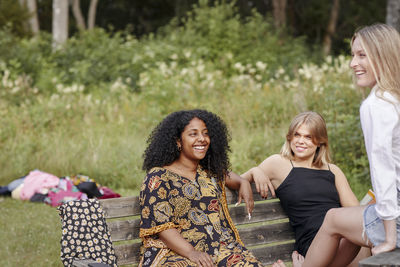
[
  {"xmin": 241, "ymin": 111, "xmax": 370, "ymax": 266},
  {"xmin": 276, "ymin": 160, "xmax": 340, "ymax": 256}
]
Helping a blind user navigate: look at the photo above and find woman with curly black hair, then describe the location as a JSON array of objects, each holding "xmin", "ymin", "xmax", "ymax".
[{"xmin": 139, "ymin": 109, "xmax": 262, "ymax": 267}]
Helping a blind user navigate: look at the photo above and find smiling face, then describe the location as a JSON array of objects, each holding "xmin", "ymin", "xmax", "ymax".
[
  {"xmin": 290, "ymin": 124, "xmax": 318, "ymax": 161},
  {"xmin": 350, "ymin": 37, "xmax": 377, "ymax": 88},
  {"xmin": 177, "ymin": 117, "xmax": 210, "ymax": 163}
]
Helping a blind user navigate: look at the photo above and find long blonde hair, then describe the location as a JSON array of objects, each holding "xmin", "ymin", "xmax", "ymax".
[
  {"xmin": 351, "ymin": 23, "xmax": 400, "ymax": 102},
  {"xmin": 280, "ymin": 111, "xmax": 331, "ymax": 168}
]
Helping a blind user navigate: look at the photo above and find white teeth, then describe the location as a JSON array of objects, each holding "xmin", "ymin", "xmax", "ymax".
[
  {"xmin": 355, "ymin": 71, "xmax": 365, "ymax": 75},
  {"xmin": 194, "ymin": 146, "xmax": 205, "ymax": 149}
]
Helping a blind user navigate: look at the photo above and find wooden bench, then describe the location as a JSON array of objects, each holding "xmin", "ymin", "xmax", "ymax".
[
  {"xmin": 359, "ymin": 249, "xmax": 400, "ymax": 267},
  {"xmin": 71, "ymin": 185, "xmax": 400, "ymax": 267},
  {"xmin": 72, "ymin": 185, "xmax": 295, "ymax": 266}
]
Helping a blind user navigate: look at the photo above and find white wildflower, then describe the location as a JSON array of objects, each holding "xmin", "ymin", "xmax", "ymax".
[
  {"xmin": 184, "ymin": 50, "xmax": 191, "ymax": 59},
  {"xmin": 255, "ymin": 61, "xmax": 267, "ymax": 72}
]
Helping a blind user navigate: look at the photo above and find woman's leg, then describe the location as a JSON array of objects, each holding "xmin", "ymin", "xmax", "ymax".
[
  {"xmin": 300, "ymin": 206, "xmax": 370, "ymax": 267},
  {"xmin": 346, "ymin": 247, "xmax": 371, "ymax": 267},
  {"xmin": 327, "ymin": 238, "xmax": 361, "ymax": 267}
]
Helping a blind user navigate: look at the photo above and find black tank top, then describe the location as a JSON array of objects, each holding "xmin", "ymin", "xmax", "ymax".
[{"xmin": 275, "ymin": 162, "xmax": 341, "ymax": 256}]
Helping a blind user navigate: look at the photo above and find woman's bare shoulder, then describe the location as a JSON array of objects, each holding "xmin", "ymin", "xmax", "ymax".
[
  {"xmin": 260, "ymin": 154, "xmax": 290, "ymax": 172},
  {"xmin": 262, "ymin": 154, "xmax": 288, "ymax": 164}
]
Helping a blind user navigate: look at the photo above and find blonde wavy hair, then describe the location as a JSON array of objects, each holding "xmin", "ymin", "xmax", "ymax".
[
  {"xmin": 351, "ymin": 23, "xmax": 400, "ymax": 102},
  {"xmin": 280, "ymin": 111, "xmax": 331, "ymax": 168}
]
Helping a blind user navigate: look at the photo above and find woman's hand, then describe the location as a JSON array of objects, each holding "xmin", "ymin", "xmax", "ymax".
[
  {"xmin": 159, "ymin": 228, "xmax": 215, "ymax": 266},
  {"xmin": 187, "ymin": 250, "xmax": 215, "ymax": 267},
  {"xmin": 237, "ymin": 178, "xmax": 254, "ymax": 217},
  {"xmin": 226, "ymin": 172, "xmax": 254, "ymax": 217},
  {"xmin": 251, "ymin": 167, "xmax": 275, "ymax": 199}
]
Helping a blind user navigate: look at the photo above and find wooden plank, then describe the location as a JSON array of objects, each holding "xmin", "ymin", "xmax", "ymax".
[
  {"xmin": 250, "ymin": 242, "xmax": 295, "ymax": 265},
  {"xmin": 238, "ymin": 222, "xmax": 294, "ymax": 247},
  {"xmin": 225, "ymin": 184, "xmax": 273, "ymax": 204},
  {"xmin": 107, "ymin": 219, "xmax": 140, "ymax": 242},
  {"xmin": 106, "ymin": 201, "xmax": 288, "ymax": 242},
  {"xmin": 114, "ymin": 243, "xmax": 141, "ymax": 266},
  {"xmin": 100, "ymin": 185, "xmax": 275, "ymax": 219},
  {"xmin": 100, "ymin": 196, "xmax": 140, "ymax": 219},
  {"xmin": 359, "ymin": 249, "xmax": 400, "ymax": 267},
  {"xmin": 107, "ymin": 217, "xmax": 292, "ymax": 245},
  {"xmin": 229, "ymin": 201, "xmax": 288, "ymax": 225}
]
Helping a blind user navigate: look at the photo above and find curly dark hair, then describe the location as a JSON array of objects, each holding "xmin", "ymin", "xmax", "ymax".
[{"xmin": 142, "ymin": 109, "xmax": 231, "ymax": 181}]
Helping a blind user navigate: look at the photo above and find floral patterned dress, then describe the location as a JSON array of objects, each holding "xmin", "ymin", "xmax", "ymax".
[{"xmin": 139, "ymin": 166, "xmax": 263, "ymax": 267}]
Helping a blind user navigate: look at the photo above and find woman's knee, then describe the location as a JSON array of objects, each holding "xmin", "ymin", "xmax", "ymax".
[
  {"xmin": 323, "ymin": 207, "xmax": 363, "ymax": 236},
  {"xmin": 322, "ymin": 208, "xmax": 344, "ymax": 232}
]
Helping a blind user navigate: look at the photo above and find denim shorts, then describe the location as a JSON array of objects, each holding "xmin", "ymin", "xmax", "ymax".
[{"xmin": 363, "ymin": 204, "xmax": 400, "ymax": 247}]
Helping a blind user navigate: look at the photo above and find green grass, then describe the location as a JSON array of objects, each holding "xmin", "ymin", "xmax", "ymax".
[{"xmin": 0, "ymin": 198, "xmax": 62, "ymax": 266}]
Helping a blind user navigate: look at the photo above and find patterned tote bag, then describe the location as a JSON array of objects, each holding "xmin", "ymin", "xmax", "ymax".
[{"xmin": 58, "ymin": 199, "xmax": 117, "ymax": 267}]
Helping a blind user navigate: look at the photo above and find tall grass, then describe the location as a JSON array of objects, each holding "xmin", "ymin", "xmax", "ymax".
[{"xmin": 0, "ymin": 54, "xmax": 370, "ymax": 197}]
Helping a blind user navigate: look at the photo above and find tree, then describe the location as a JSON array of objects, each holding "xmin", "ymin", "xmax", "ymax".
[
  {"xmin": 71, "ymin": 0, "xmax": 86, "ymax": 30},
  {"xmin": 88, "ymin": 0, "xmax": 99, "ymax": 29},
  {"xmin": 71, "ymin": 0, "xmax": 98, "ymax": 30},
  {"xmin": 52, "ymin": 0, "xmax": 68, "ymax": 48},
  {"xmin": 386, "ymin": 0, "xmax": 400, "ymax": 32},
  {"xmin": 322, "ymin": 0, "xmax": 340, "ymax": 56},
  {"xmin": 18, "ymin": 0, "xmax": 40, "ymax": 35},
  {"xmin": 272, "ymin": 0, "xmax": 287, "ymax": 28}
]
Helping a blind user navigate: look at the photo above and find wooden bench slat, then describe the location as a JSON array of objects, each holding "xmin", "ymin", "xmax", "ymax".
[
  {"xmin": 250, "ymin": 243, "xmax": 295, "ymax": 265},
  {"xmin": 238, "ymin": 222, "xmax": 294, "ymax": 247},
  {"xmin": 359, "ymin": 248, "xmax": 400, "ymax": 267},
  {"xmin": 108, "ymin": 219, "xmax": 294, "ymax": 245},
  {"xmin": 100, "ymin": 196, "xmax": 140, "ymax": 218},
  {"xmin": 229, "ymin": 201, "xmax": 287, "ymax": 225},
  {"xmin": 225, "ymin": 184, "xmax": 273, "ymax": 204},
  {"xmin": 108, "ymin": 219, "xmax": 141, "ymax": 241},
  {"xmin": 101, "ymin": 184, "xmax": 271, "ymax": 219},
  {"xmin": 113, "ymin": 243, "xmax": 141, "ymax": 266},
  {"xmin": 106, "ymin": 201, "xmax": 289, "ymax": 242}
]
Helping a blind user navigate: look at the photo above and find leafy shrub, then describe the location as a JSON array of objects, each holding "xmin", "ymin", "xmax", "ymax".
[{"xmin": 153, "ymin": 0, "xmax": 310, "ymax": 77}]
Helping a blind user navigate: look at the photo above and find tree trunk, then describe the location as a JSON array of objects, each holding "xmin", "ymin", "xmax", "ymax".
[
  {"xmin": 72, "ymin": 0, "xmax": 86, "ymax": 30},
  {"xmin": 272, "ymin": 0, "xmax": 287, "ymax": 28},
  {"xmin": 87, "ymin": 0, "xmax": 99, "ymax": 29},
  {"xmin": 386, "ymin": 0, "xmax": 400, "ymax": 32},
  {"xmin": 27, "ymin": 0, "xmax": 40, "ymax": 35},
  {"xmin": 322, "ymin": 0, "xmax": 340, "ymax": 56},
  {"xmin": 19, "ymin": 0, "xmax": 40, "ymax": 35},
  {"xmin": 52, "ymin": 0, "xmax": 69, "ymax": 49}
]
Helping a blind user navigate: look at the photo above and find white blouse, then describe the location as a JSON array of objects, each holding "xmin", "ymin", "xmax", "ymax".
[{"xmin": 360, "ymin": 87, "xmax": 400, "ymax": 221}]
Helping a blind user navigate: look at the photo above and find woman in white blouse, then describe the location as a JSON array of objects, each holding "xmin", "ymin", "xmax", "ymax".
[{"xmin": 273, "ymin": 23, "xmax": 400, "ymax": 267}]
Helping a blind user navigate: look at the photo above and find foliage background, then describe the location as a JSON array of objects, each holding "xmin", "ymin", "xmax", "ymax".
[{"xmin": 0, "ymin": 2, "xmax": 371, "ymax": 266}]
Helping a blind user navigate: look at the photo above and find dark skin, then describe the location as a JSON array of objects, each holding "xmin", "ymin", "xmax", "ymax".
[{"xmin": 159, "ymin": 118, "xmax": 254, "ymax": 267}]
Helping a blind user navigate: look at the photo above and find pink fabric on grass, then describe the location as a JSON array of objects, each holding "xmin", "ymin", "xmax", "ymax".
[
  {"xmin": 47, "ymin": 178, "xmax": 86, "ymax": 207},
  {"xmin": 19, "ymin": 170, "xmax": 60, "ymax": 200}
]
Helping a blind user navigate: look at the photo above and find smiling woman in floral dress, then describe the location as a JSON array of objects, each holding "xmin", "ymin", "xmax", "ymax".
[{"xmin": 138, "ymin": 109, "xmax": 263, "ymax": 267}]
